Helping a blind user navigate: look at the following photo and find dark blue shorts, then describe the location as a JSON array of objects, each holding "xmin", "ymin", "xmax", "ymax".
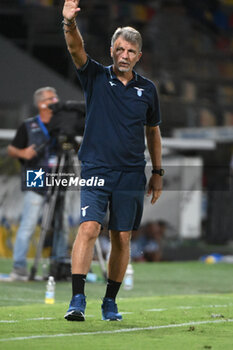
[{"xmin": 79, "ymin": 163, "xmax": 146, "ymax": 231}]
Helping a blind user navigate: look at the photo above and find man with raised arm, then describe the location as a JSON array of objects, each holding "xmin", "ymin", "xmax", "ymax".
[{"xmin": 63, "ymin": 0, "xmax": 163, "ymax": 321}]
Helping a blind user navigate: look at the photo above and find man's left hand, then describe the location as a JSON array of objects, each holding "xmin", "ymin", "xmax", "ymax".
[{"xmin": 147, "ymin": 174, "xmax": 162, "ymax": 204}]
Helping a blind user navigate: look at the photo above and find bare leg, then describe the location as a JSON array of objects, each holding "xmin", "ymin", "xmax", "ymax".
[
  {"xmin": 108, "ymin": 230, "xmax": 132, "ymax": 282},
  {"xmin": 72, "ymin": 221, "xmax": 101, "ymax": 274}
]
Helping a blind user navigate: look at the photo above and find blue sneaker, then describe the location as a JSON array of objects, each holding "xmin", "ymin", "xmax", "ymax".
[
  {"xmin": 64, "ymin": 294, "xmax": 86, "ymax": 321},
  {"xmin": 101, "ymin": 297, "xmax": 122, "ymax": 321}
]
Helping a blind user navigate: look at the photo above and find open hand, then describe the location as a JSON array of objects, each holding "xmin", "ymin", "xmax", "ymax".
[{"xmin": 63, "ymin": 0, "xmax": 81, "ymax": 21}]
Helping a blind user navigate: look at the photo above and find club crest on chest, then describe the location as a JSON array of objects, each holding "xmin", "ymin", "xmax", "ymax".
[{"xmin": 134, "ymin": 87, "xmax": 144, "ymax": 97}]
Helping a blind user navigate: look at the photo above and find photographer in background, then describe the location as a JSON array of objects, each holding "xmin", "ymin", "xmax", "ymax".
[{"xmin": 7, "ymin": 86, "xmax": 70, "ymax": 281}]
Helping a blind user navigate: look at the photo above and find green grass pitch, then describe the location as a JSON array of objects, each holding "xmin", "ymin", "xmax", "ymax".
[{"xmin": 1, "ymin": 259, "xmax": 233, "ymax": 350}]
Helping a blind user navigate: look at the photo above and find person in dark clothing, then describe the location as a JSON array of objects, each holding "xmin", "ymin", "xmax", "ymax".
[
  {"xmin": 8, "ymin": 87, "xmax": 69, "ymax": 281},
  {"xmin": 63, "ymin": 0, "xmax": 163, "ymax": 321}
]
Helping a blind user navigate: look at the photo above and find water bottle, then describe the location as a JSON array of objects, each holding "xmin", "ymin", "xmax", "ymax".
[
  {"xmin": 123, "ymin": 263, "xmax": 134, "ymax": 290},
  {"xmin": 45, "ymin": 276, "xmax": 55, "ymax": 304}
]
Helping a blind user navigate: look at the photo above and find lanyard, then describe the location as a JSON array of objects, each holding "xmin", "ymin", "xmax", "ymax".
[{"xmin": 36, "ymin": 115, "xmax": 50, "ymax": 139}]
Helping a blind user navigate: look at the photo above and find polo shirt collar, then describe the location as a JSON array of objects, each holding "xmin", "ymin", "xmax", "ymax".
[{"xmin": 108, "ymin": 65, "xmax": 138, "ymax": 82}]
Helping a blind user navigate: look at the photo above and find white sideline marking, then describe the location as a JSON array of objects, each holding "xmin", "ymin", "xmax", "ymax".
[
  {"xmin": 0, "ymin": 316, "xmax": 97, "ymax": 323},
  {"xmin": 0, "ymin": 303, "xmax": 231, "ymax": 324},
  {"xmin": 146, "ymin": 304, "xmax": 232, "ymax": 312},
  {"xmin": 0, "ymin": 319, "xmax": 233, "ymax": 342},
  {"xmin": 26, "ymin": 318, "xmax": 54, "ymax": 321},
  {"xmin": 0, "ymin": 318, "xmax": 55, "ymax": 323},
  {"xmin": 146, "ymin": 308, "xmax": 167, "ymax": 312}
]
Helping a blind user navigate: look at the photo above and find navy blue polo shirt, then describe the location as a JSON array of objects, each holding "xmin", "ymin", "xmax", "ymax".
[{"xmin": 76, "ymin": 57, "xmax": 161, "ymax": 171}]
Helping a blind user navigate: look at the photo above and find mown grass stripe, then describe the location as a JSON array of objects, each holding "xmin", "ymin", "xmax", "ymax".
[
  {"xmin": 146, "ymin": 303, "xmax": 232, "ymax": 312},
  {"xmin": 0, "ymin": 319, "xmax": 233, "ymax": 342}
]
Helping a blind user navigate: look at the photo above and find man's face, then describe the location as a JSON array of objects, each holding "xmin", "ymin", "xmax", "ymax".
[
  {"xmin": 111, "ymin": 36, "xmax": 142, "ymax": 73},
  {"xmin": 38, "ymin": 90, "xmax": 59, "ymax": 122}
]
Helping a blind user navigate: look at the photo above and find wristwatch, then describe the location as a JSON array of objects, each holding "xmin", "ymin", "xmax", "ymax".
[{"xmin": 152, "ymin": 168, "xmax": 165, "ymax": 176}]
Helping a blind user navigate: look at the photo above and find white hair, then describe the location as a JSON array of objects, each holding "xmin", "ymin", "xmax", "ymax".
[
  {"xmin": 111, "ymin": 27, "xmax": 142, "ymax": 51},
  {"xmin": 33, "ymin": 86, "xmax": 57, "ymax": 107}
]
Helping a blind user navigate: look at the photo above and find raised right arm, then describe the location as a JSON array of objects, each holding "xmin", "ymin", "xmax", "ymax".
[{"xmin": 62, "ymin": 0, "xmax": 87, "ymax": 69}]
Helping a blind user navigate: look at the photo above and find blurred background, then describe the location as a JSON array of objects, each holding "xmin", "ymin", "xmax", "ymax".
[{"xmin": 0, "ymin": 0, "xmax": 233, "ymax": 264}]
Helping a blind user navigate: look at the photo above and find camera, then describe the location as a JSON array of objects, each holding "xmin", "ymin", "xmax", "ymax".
[
  {"xmin": 34, "ymin": 101, "xmax": 85, "ymax": 156},
  {"xmin": 48, "ymin": 100, "xmax": 86, "ymax": 138}
]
